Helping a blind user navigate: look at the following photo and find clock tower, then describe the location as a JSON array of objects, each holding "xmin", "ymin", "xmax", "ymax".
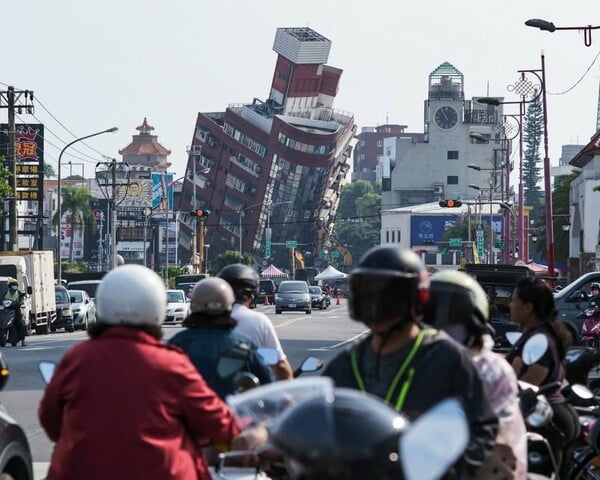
[{"xmin": 426, "ymin": 62, "xmax": 464, "ymax": 139}]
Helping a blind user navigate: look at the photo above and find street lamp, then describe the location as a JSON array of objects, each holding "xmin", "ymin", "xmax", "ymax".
[
  {"xmin": 57, "ymin": 126, "xmax": 118, "ymax": 284},
  {"xmin": 469, "ymin": 184, "xmax": 496, "ymax": 263},
  {"xmin": 238, "ymin": 202, "xmax": 265, "ymax": 256},
  {"xmin": 478, "ymin": 54, "xmax": 555, "ymax": 281},
  {"xmin": 525, "ymin": 19, "xmax": 600, "ymax": 47}
]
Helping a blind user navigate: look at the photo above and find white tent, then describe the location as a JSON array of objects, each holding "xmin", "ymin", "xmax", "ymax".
[{"xmin": 314, "ymin": 265, "xmax": 347, "ymax": 280}]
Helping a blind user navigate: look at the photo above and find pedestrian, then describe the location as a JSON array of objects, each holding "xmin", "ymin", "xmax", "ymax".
[
  {"xmin": 425, "ymin": 270, "xmax": 527, "ymax": 479},
  {"xmin": 506, "ymin": 276, "xmax": 580, "ymax": 478},
  {"xmin": 38, "ymin": 265, "xmax": 253, "ymax": 480},
  {"xmin": 217, "ymin": 264, "xmax": 293, "ymax": 380},
  {"xmin": 168, "ymin": 277, "xmax": 274, "ymax": 398},
  {"xmin": 322, "ymin": 246, "xmax": 498, "ymax": 479},
  {"xmin": 3, "ymin": 278, "xmax": 26, "ymax": 346}
]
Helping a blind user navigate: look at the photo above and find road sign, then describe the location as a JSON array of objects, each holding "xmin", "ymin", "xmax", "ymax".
[
  {"xmin": 286, "ymin": 240, "xmax": 297, "ymax": 248},
  {"xmin": 448, "ymin": 238, "xmax": 462, "ymax": 247},
  {"xmin": 494, "ymin": 241, "xmax": 505, "ymax": 248},
  {"xmin": 265, "ymin": 242, "xmax": 271, "ymax": 257},
  {"xmin": 331, "ymin": 250, "xmax": 340, "ymax": 258},
  {"xmin": 476, "ymin": 230, "xmax": 484, "ymax": 255}
]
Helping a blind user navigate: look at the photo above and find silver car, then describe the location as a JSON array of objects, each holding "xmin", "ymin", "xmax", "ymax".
[
  {"xmin": 68, "ymin": 290, "xmax": 97, "ymax": 331},
  {"xmin": 275, "ymin": 280, "xmax": 311, "ymax": 315}
]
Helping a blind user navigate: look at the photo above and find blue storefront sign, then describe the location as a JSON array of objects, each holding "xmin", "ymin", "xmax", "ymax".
[{"xmin": 411, "ymin": 215, "xmax": 503, "ymax": 246}]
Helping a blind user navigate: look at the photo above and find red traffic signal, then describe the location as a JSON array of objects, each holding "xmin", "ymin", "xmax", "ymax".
[
  {"xmin": 439, "ymin": 199, "xmax": 463, "ymax": 208},
  {"xmin": 190, "ymin": 209, "xmax": 210, "ymax": 218}
]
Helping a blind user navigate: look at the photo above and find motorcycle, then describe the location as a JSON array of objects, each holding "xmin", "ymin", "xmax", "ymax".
[
  {"xmin": 216, "ymin": 377, "xmax": 469, "ymax": 480},
  {"xmin": 578, "ymin": 306, "xmax": 600, "ymax": 347},
  {"xmin": 0, "ymin": 299, "xmax": 18, "ymax": 347}
]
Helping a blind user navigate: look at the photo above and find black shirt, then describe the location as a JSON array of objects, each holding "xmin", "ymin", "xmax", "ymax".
[{"xmin": 322, "ymin": 328, "xmax": 498, "ymax": 479}]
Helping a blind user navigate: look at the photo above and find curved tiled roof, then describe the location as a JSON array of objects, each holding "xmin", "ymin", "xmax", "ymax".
[{"xmin": 118, "ymin": 117, "xmax": 172, "ymax": 156}]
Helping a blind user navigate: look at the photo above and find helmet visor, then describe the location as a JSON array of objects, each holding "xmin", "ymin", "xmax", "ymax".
[
  {"xmin": 350, "ymin": 273, "xmax": 415, "ymax": 324},
  {"xmin": 425, "ymin": 283, "xmax": 473, "ymax": 337}
]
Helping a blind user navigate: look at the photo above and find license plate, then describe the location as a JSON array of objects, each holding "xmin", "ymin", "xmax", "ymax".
[{"xmin": 288, "ymin": 303, "xmax": 296, "ymax": 308}]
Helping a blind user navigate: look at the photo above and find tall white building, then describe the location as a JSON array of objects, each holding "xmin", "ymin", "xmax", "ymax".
[{"xmin": 381, "ymin": 62, "xmax": 509, "ymax": 209}]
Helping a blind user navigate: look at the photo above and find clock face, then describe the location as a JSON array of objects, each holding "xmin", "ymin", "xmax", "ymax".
[{"xmin": 434, "ymin": 106, "xmax": 459, "ymax": 130}]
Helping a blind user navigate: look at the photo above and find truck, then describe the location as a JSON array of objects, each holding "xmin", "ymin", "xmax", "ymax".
[
  {"xmin": 0, "ymin": 251, "xmax": 56, "ymax": 335},
  {"xmin": 174, "ymin": 274, "xmax": 210, "ymax": 296}
]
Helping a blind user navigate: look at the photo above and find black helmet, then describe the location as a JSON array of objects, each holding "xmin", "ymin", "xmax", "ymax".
[
  {"xmin": 425, "ymin": 270, "xmax": 490, "ymax": 347},
  {"xmin": 592, "ymin": 283, "xmax": 600, "ymax": 291},
  {"xmin": 270, "ymin": 388, "xmax": 407, "ymax": 479},
  {"xmin": 349, "ymin": 246, "xmax": 430, "ymax": 324},
  {"xmin": 217, "ymin": 263, "xmax": 259, "ymax": 300}
]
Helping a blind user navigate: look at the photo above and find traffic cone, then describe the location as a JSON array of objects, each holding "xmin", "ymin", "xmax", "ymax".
[
  {"xmin": 264, "ymin": 295, "xmax": 270, "ymax": 306},
  {"xmin": 336, "ymin": 295, "xmax": 341, "ymax": 306}
]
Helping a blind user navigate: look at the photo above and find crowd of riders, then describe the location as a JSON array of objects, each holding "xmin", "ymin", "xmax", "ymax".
[{"xmin": 37, "ymin": 244, "xmax": 581, "ymax": 479}]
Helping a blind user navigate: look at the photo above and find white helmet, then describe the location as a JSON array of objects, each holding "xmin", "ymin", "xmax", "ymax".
[
  {"xmin": 96, "ymin": 264, "xmax": 166, "ymax": 327},
  {"xmin": 190, "ymin": 277, "xmax": 235, "ymax": 315}
]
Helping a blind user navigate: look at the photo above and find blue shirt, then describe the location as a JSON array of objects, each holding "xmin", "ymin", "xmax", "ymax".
[{"xmin": 168, "ymin": 327, "xmax": 274, "ymax": 399}]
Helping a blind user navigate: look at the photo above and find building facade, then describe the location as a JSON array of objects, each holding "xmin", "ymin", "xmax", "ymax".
[
  {"xmin": 177, "ymin": 27, "xmax": 355, "ymax": 271},
  {"xmin": 380, "ymin": 62, "xmax": 509, "ymax": 209}
]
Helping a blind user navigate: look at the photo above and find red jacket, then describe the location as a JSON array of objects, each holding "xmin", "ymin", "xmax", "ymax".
[{"xmin": 39, "ymin": 327, "xmax": 241, "ymax": 480}]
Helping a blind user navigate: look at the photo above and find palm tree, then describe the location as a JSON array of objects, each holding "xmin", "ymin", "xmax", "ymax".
[
  {"xmin": 44, "ymin": 163, "xmax": 56, "ymax": 178},
  {"xmin": 53, "ymin": 186, "xmax": 97, "ymax": 261}
]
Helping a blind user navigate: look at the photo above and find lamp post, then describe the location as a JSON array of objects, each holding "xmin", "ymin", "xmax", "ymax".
[
  {"xmin": 57, "ymin": 127, "xmax": 118, "ymax": 284},
  {"xmin": 469, "ymin": 184, "xmax": 496, "ymax": 263},
  {"xmin": 238, "ymin": 202, "xmax": 265, "ymax": 256},
  {"xmin": 478, "ymin": 54, "xmax": 554, "ymax": 281},
  {"xmin": 265, "ymin": 201, "xmax": 293, "ymax": 260},
  {"xmin": 525, "ymin": 19, "xmax": 600, "ymax": 47}
]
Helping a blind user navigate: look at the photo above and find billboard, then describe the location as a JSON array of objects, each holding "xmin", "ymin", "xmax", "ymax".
[
  {"xmin": 151, "ymin": 173, "xmax": 174, "ymax": 213},
  {"xmin": 411, "ymin": 214, "xmax": 503, "ymax": 246}
]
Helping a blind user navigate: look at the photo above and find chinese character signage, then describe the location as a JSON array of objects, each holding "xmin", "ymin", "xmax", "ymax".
[
  {"xmin": 0, "ymin": 123, "xmax": 44, "ymax": 205},
  {"xmin": 410, "ymin": 214, "xmax": 503, "ymax": 246}
]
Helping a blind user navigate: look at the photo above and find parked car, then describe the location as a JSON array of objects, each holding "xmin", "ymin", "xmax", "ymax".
[
  {"xmin": 309, "ymin": 286, "xmax": 329, "ymax": 310},
  {"xmin": 0, "ymin": 352, "xmax": 33, "ymax": 479},
  {"xmin": 257, "ymin": 279, "xmax": 277, "ymax": 304},
  {"xmin": 275, "ymin": 280, "xmax": 311, "ymax": 315},
  {"xmin": 554, "ymin": 271, "xmax": 600, "ymax": 344},
  {"xmin": 66, "ymin": 279, "xmax": 102, "ymax": 301},
  {"xmin": 164, "ymin": 289, "xmax": 190, "ymax": 325},
  {"xmin": 68, "ymin": 289, "xmax": 96, "ymax": 331},
  {"xmin": 53, "ymin": 285, "xmax": 74, "ymax": 333}
]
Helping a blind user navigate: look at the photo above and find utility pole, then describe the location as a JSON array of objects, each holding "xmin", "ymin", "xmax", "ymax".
[
  {"xmin": 95, "ymin": 159, "xmax": 130, "ymax": 270},
  {"xmin": 0, "ymin": 87, "xmax": 35, "ymax": 250}
]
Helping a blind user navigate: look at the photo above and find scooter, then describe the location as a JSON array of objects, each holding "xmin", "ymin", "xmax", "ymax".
[
  {"xmin": 579, "ymin": 306, "xmax": 600, "ymax": 348},
  {"xmin": 0, "ymin": 299, "xmax": 18, "ymax": 347}
]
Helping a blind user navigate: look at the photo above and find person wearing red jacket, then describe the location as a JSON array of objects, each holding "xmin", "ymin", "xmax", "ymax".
[{"xmin": 39, "ymin": 264, "xmax": 245, "ymax": 480}]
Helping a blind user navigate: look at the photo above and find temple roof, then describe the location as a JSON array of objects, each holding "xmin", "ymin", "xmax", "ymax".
[{"xmin": 118, "ymin": 117, "xmax": 171, "ymax": 157}]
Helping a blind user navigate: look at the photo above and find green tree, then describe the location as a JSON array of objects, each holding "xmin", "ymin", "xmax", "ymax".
[
  {"xmin": 523, "ymin": 90, "xmax": 544, "ymax": 222},
  {"xmin": 532, "ymin": 170, "xmax": 579, "ymax": 263},
  {"xmin": 334, "ymin": 181, "xmax": 382, "ymax": 265},
  {"xmin": 53, "ymin": 186, "xmax": 97, "ymax": 262},
  {"xmin": 209, "ymin": 250, "xmax": 254, "ymax": 275},
  {"xmin": 0, "ymin": 156, "xmax": 14, "ymax": 200},
  {"xmin": 44, "ymin": 163, "xmax": 57, "ymax": 178}
]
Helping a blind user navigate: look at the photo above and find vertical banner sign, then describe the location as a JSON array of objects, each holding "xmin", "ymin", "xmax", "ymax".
[
  {"xmin": 0, "ymin": 124, "xmax": 45, "ymax": 204},
  {"xmin": 151, "ymin": 173, "xmax": 173, "ymax": 214}
]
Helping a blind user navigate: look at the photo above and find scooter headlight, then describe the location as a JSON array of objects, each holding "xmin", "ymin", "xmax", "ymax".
[{"xmin": 526, "ymin": 396, "xmax": 553, "ymax": 428}]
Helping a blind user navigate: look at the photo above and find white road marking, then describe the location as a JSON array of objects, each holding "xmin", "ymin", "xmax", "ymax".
[{"xmin": 308, "ymin": 330, "xmax": 370, "ymax": 351}]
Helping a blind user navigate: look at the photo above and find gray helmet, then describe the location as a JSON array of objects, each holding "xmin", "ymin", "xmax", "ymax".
[
  {"xmin": 217, "ymin": 263, "xmax": 259, "ymax": 300},
  {"xmin": 190, "ymin": 277, "xmax": 235, "ymax": 315}
]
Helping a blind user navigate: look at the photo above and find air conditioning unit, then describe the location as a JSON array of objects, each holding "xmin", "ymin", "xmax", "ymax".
[{"xmin": 433, "ymin": 184, "xmax": 444, "ymax": 195}]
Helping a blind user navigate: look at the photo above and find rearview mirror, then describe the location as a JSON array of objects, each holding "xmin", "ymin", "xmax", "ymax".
[
  {"xmin": 522, "ymin": 333, "xmax": 549, "ymax": 365},
  {"xmin": 70, "ymin": 297, "xmax": 76, "ymax": 303}
]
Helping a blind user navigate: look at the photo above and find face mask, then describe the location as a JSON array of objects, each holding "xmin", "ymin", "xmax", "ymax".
[{"xmin": 10, "ymin": 285, "xmax": 17, "ymax": 291}]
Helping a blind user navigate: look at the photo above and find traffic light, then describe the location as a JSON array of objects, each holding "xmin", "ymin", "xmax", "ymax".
[
  {"xmin": 190, "ymin": 209, "xmax": 210, "ymax": 218},
  {"xmin": 439, "ymin": 199, "xmax": 463, "ymax": 208}
]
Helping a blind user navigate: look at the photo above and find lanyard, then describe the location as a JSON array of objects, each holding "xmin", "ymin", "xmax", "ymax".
[{"xmin": 351, "ymin": 329, "xmax": 434, "ymax": 412}]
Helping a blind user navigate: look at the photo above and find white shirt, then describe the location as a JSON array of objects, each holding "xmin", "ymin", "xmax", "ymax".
[{"xmin": 231, "ymin": 303, "xmax": 287, "ymax": 360}]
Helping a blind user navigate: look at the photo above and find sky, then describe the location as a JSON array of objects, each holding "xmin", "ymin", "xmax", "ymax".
[{"xmin": 2, "ymin": 0, "xmax": 599, "ymax": 184}]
